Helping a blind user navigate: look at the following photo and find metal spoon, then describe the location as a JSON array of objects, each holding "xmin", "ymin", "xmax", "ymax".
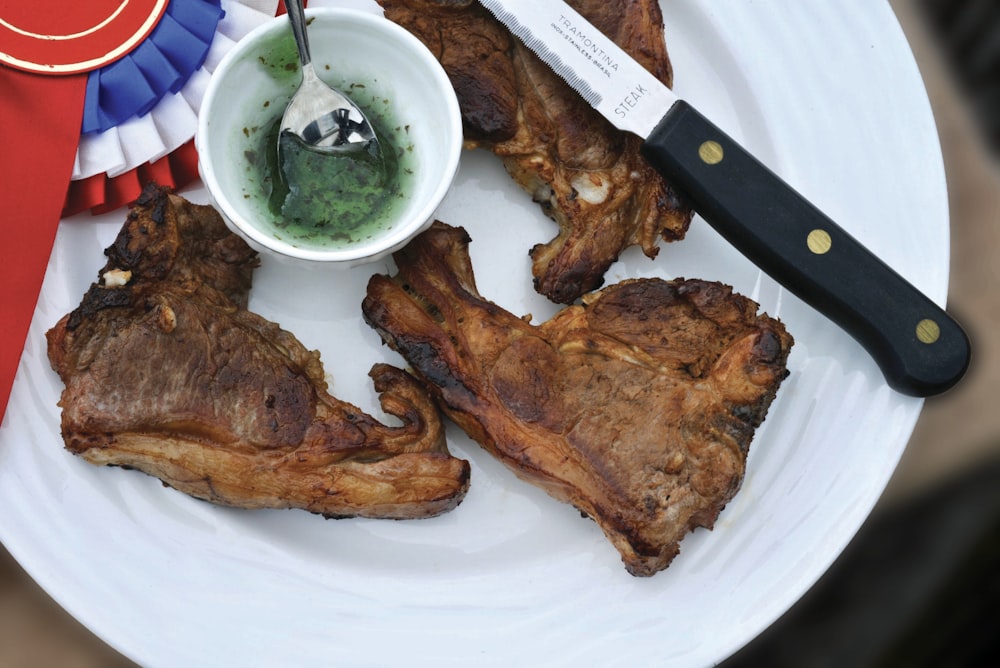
[{"xmin": 279, "ymin": 0, "xmax": 379, "ymax": 154}]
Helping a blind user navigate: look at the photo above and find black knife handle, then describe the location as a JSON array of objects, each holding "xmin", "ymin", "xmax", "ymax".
[{"xmin": 641, "ymin": 100, "xmax": 970, "ymax": 397}]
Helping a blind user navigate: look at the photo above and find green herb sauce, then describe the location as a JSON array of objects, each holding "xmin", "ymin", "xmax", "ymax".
[
  {"xmin": 261, "ymin": 116, "xmax": 408, "ymax": 248},
  {"xmin": 240, "ymin": 33, "xmax": 417, "ymax": 251}
]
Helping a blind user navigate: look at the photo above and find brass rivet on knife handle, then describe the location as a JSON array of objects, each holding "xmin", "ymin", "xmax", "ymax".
[
  {"xmin": 916, "ymin": 318, "xmax": 941, "ymax": 344},
  {"xmin": 807, "ymin": 229, "xmax": 832, "ymax": 255},
  {"xmin": 698, "ymin": 140, "xmax": 724, "ymax": 165}
]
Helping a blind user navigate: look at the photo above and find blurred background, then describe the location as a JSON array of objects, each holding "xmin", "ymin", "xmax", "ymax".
[
  {"xmin": 2, "ymin": 0, "xmax": 998, "ymax": 665},
  {"xmin": 725, "ymin": 0, "xmax": 1000, "ymax": 665}
]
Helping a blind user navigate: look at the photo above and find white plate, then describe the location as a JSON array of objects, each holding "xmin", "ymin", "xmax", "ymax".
[{"xmin": 0, "ymin": 2, "xmax": 947, "ymax": 666}]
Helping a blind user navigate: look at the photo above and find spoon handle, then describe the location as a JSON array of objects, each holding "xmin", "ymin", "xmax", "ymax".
[{"xmin": 283, "ymin": 0, "xmax": 312, "ymax": 67}]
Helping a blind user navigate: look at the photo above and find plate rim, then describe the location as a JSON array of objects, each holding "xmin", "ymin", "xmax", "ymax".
[{"xmin": 0, "ymin": 1, "xmax": 943, "ymax": 665}]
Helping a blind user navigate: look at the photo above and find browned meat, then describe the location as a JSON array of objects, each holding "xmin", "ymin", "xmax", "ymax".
[
  {"xmin": 376, "ymin": 0, "xmax": 693, "ymax": 303},
  {"xmin": 363, "ymin": 222, "xmax": 793, "ymax": 575},
  {"xmin": 46, "ymin": 185, "xmax": 469, "ymax": 520}
]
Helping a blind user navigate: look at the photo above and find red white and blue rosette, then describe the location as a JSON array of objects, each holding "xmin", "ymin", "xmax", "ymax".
[
  {"xmin": 65, "ymin": 0, "xmax": 281, "ymax": 214},
  {"xmin": 64, "ymin": 0, "xmax": 385, "ymax": 214}
]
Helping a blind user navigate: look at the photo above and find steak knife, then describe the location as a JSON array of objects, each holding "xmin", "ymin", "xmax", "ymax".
[{"xmin": 478, "ymin": 0, "xmax": 970, "ymax": 397}]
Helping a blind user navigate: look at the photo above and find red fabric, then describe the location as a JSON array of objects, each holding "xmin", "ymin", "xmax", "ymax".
[
  {"xmin": 0, "ymin": 68, "xmax": 87, "ymax": 420},
  {"xmin": 61, "ymin": 171, "xmax": 106, "ymax": 217},
  {"xmin": 0, "ymin": 0, "xmax": 169, "ymax": 75}
]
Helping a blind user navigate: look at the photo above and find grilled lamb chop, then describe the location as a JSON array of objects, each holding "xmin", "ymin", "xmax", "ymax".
[
  {"xmin": 363, "ymin": 222, "xmax": 793, "ymax": 575},
  {"xmin": 46, "ymin": 185, "xmax": 469, "ymax": 519},
  {"xmin": 376, "ymin": 0, "xmax": 693, "ymax": 303}
]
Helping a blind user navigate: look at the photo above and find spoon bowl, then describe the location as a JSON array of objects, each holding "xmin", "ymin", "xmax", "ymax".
[{"xmin": 280, "ymin": 0, "xmax": 379, "ymax": 155}]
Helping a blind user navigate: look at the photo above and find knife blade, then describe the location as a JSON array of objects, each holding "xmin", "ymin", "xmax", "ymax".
[{"xmin": 478, "ymin": 0, "xmax": 970, "ymax": 397}]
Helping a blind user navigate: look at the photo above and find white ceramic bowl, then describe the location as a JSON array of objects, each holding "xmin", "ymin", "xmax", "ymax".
[{"xmin": 196, "ymin": 8, "xmax": 462, "ymax": 267}]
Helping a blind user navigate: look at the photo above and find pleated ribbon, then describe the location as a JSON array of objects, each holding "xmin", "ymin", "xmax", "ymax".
[
  {"xmin": 80, "ymin": 0, "xmax": 226, "ymax": 134},
  {"xmin": 66, "ymin": 0, "xmax": 283, "ymax": 214}
]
